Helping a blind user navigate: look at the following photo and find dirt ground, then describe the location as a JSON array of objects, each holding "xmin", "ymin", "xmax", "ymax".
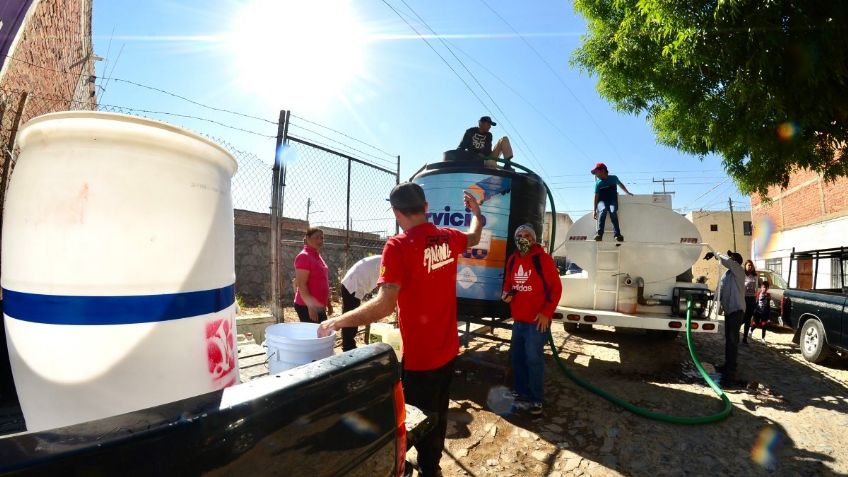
[{"xmin": 417, "ymin": 321, "xmax": 848, "ymax": 477}]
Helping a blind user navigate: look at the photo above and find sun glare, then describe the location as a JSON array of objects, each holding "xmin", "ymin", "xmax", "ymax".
[{"xmin": 227, "ymin": 0, "xmax": 368, "ymax": 112}]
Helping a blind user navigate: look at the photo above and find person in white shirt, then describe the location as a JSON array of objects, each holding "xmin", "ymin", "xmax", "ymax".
[{"xmin": 339, "ymin": 255, "xmax": 382, "ymax": 351}]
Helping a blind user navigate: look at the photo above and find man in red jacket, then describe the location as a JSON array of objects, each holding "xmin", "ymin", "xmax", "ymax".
[{"xmin": 501, "ymin": 224, "xmax": 563, "ymax": 416}]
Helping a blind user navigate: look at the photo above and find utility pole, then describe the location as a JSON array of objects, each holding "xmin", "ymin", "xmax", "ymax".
[
  {"xmin": 306, "ymin": 197, "xmax": 311, "ymax": 225},
  {"xmin": 653, "ymin": 177, "xmax": 675, "ymax": 195},
  {"xmin": 728, "ymin": 197, "xmax": 738, "ymax": 253}
]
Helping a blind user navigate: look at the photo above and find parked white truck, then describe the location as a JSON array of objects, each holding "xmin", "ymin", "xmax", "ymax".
[{"xmin": 556, "ymin": 194, "xmax": 718, "ymax": 335}]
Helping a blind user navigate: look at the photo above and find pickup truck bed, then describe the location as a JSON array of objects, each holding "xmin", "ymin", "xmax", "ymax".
[
  {"xmin": 0, "ymin": 343, "xmax": 428, "ymax": 476},
  {"xmin": 783, "ymin": 288, "xmax": 848, "ymax": 363}
]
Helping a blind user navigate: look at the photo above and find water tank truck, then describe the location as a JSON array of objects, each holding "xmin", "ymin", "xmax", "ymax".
[{"xmin": 557, "ymin": 194, "xmax": 717, "ymax": 334}]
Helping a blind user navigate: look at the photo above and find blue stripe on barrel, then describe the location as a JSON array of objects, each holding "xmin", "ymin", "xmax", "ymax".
[{"xmin": 2, "ymin": 285, "xmax": 235, "ymax": 325}]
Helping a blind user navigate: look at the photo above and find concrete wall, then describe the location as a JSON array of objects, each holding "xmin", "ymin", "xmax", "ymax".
[
  {"xmin": 234, "ymin": 209, "xmax": 385, "ymax": 307},
  {"xmin": 686, "ymin": 210, "xmax": 753, "ymax": 290}
]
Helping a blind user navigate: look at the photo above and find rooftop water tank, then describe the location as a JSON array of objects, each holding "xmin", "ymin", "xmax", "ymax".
[{"xmin": 413, "ymin": 162, "xmax": 546, "ymax": 318}]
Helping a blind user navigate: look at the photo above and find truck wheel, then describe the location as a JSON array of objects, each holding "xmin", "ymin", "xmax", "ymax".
[
  {"xmin": 800, "ymin": 319, "xmax": 831, "ymax": 363},
  {"xmin": 563, "ymin": 322, "xmax": 578, "ymax": 333}
]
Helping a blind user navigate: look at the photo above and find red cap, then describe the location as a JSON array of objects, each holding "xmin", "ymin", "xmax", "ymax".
[{"xmin": 591, "ymin": 162, "xmax": 607, "ymax": 174}]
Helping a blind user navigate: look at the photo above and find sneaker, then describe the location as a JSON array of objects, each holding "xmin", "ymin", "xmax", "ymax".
[
  {"xmin": 528, "ymin": 402, "xmax": 543, "ymax": 416},
  {"xmin": 614, "ymin": 235, "xmax": 624, "ymax": 242},
  {"xmin": 511, "ymin": 400, "xmax": 531, "ymax": 413},
  {"xmin": 593, "ymin": 234, "xmax": 602, "ymax": 241}
]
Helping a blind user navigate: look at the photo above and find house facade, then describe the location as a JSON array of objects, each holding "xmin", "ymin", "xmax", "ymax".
[{"xmin": 750, "ymin": 169, "xmax": 848, "ymax": 288}]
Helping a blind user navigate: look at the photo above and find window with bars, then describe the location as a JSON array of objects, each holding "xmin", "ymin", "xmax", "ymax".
[{"xmin": 743, "ymin": 221, "xmax": 752, "ymax": 236}]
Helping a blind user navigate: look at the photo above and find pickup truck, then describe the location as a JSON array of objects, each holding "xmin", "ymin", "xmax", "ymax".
[
  {"xmin": 780, "ymin": 247, "xmax": 848, "ymax": 363},
  {"xmin": 0, "ymin": 337, "xmax": 429, "ymax": 476}
]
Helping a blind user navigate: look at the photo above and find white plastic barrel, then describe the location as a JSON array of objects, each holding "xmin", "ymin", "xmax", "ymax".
[
  {"xmin": 265, "ymin": 323, "xmax": 334, "ymax": 374},
  {"xmin": 1, "ymin": 112, "xmax": 238, "ymax": 432}
]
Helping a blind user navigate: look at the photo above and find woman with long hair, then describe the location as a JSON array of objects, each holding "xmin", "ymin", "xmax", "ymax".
[
  {"xmin": 293, "ymin": 227, "xmax": 333, "ymax": 323},
  {"xmin": 742, "ymin": 259, "xmax": 757, "ymax": 344}
]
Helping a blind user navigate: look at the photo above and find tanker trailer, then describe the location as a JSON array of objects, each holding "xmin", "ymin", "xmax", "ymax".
[{"xmin": 557, "ymin": 194, "xmax": 718, "ymax": 334}]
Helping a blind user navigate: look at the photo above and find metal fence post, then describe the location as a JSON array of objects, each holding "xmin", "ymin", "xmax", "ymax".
[
  {"xmin": 270, "ymin": 110, "xmax": 285, "ymax": 323},
  {"xmin": 345, "ymin": 158, "xmax": 352, "ymax": 271},
  {"xmin": 395, "ymin": 155, "xmax": 401, "ymax": 235}
]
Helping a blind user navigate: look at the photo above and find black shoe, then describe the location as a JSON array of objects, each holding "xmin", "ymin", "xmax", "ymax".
[
  {"xmin": 594, "ymin": 234, "xmax": 602, "ymax": 241},
  {"xmin": 614, "ymin": 235, "xmax": 624, "ymax": 242}
]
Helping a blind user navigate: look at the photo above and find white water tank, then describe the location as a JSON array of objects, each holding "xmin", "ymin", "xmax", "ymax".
[
  {"xmin": 2, "ymin": 112, "xmax": 238, "ymax": 431},
  {"xmin": 560, "ymin": 195, "xmax": 702, "ymax": 309}
]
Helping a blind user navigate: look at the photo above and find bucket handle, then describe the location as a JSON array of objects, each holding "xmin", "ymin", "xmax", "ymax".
[{"xmin": 266, "ymin": 350, "xmax": 277, "ymax": 363}]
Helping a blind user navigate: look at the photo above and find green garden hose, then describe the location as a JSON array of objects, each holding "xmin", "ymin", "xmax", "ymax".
[{"xmin": 497, "ymin": 158, "xmax": 732, "ymax": 424}]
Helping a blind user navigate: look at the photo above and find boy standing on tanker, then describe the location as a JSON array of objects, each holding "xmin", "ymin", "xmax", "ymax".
[
  {"xmin": 591, "ymin": 162, "xmax": 632, "ymax": 242},
  {"xmin": 319, "ymin": 182, "xmax": 483, "ymax": 477}
]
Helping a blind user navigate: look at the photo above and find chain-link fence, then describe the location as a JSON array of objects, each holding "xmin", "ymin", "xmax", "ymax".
[{"xmin": 278, "ymin": 133, "xmax": 399, "ymax": 313}]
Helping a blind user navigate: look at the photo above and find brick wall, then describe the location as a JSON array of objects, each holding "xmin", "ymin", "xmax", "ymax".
[
  {"xmin": 0, "ymin": 0, "xmax": 95, "ymax": 126},
  {"xmin": 751, "ymin": 171, "xmax": 848, "ymax": 232},
  {"xmin": 234, "ymin": 209, "xmax": 385, "ymax": 306}
]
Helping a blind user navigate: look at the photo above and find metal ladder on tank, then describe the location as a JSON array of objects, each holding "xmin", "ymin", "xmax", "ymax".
[{"xmin": 593, "ymin": 244, "xmax": 621, "ymax": 310}]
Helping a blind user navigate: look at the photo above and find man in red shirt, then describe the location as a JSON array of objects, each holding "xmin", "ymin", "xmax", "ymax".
[
  {"xmin": 319, "ymin": 182, "xmax": 482, "ymax": 477},
  {"xmin": 501, "ymin": 224, "xmax": 563, "ymax": 416}
]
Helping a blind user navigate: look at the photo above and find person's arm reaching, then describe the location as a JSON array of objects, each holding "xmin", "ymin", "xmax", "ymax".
[
  {"xmin": 617, "ymin": 180, "xmax": 634, "ymax": 196},
  {"xmin": 318, "ymin": 283, "xmax": 399, "ymax": 337},
  {"xmin": 463, "ymin": 191, "xmax": 483, "ymax": 247},
  {"xmin": 592, "ymin": 192, "xmax": 600, "ymax": 220}
]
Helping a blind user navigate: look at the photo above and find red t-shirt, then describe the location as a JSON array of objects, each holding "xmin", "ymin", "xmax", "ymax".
[
  {"xmin": 378, "ymin": 223, "xmax": 468, "ymax": 371},
  {"xmin": 293, "ymin": 245, "xmax": 330, "ymax": 306}
]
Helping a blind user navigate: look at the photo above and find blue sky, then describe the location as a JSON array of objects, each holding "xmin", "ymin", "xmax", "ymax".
[{"xmin": 92, "ymin": 0, "xmax": 750, "ymax": 223}]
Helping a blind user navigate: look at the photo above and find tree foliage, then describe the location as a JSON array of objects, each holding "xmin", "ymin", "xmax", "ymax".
[{"xmin": 571, "ymin": 0, "xmax": 848, "ymax": 196}]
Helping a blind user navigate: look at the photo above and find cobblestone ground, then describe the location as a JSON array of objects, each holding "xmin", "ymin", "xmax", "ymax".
[{"xmin": 426, "ymin": 322, "xmax": 848, "ymax": 477}]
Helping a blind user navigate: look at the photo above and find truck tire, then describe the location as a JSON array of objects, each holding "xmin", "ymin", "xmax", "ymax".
[
  {"xmin": 563, "ymin": 322, "xmax": 577, "ymax": 333},
  {"xmin": 800, "ymin": 319, "xmax": 831, "ymax": 363}
]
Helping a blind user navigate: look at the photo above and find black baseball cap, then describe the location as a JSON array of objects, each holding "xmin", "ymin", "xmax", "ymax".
[
  {"xmin": 480, "ymin": 115, "xmax": 497, "ymax": 126},
  {"xmin": 388, "ymin": 182, "xmax": 426, "ymax": 209}
]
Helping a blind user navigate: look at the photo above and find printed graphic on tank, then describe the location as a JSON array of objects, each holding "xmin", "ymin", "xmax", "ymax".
[
  {"xmin": 416, "ymin": 173, "xmax": 512, "ymax": 300},
  {"xmin": 207, "ymin": 316, "xmax": 238, "ymax": 388}
]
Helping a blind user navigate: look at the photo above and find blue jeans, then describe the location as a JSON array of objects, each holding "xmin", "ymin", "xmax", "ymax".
[
  {"xmin": 511, "ymin": 321, "xmax": 549, "ymax": 404},
  {"xmin": 596, "ymin": 200, "xmax": 621, "ymax": 236}
]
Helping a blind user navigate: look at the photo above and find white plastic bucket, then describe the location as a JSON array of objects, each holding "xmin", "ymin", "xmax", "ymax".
[
  {"xmin": 265, "ymin": 323, "xmax": 335, "ymax": 374},
  {"xmin": 1, "ymin": 112, "xmax": 238, "ymax": 432}
]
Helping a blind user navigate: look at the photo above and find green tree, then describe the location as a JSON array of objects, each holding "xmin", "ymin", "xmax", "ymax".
[{"xmin": 572, "ymin": 0, "xmax": 848, "ymax": 196}]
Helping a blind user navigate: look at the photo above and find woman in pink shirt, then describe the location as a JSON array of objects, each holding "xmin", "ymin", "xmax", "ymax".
[{"xmin": 293, "ymin": 228, "xmax": 333, "ymax": 322}]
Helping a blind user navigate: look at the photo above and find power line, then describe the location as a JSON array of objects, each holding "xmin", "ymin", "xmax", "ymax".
[
  {"xmin": 393, "ymin": 0, "xmax": 550, "ymax": 179},
  {"xmin": 288, "ymin": 122, "xmax": 398, "ymax": 167},
  {"xmin": 477, "ymin": 0, "xmax": 624, "ymax": 163},
  {"xmin": 290, "ymin": 114, "xmax": 398, "ymax": 159},
  {"xmin": 380, "ymin": 0, "xmax": 491, "ymax": 114}
]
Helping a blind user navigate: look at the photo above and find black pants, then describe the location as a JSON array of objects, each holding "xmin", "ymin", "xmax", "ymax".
[
  {"xmin": 724, "ymin": 310, "xmax": 744, "ymax": 375},
  {"xmin": 742, "ymin": 296, "xmax": 756, "ymax": 341},
  {"xmin": 402, "ymin": 358, "xmax": 455, "ymax": 477},
  {"xmin": 340, "ymin": 286, "xmax": 360, "ymax": 352},
  {"xmin": 293, "ymin": 303, "xmax": 327, "ymax": 323}
]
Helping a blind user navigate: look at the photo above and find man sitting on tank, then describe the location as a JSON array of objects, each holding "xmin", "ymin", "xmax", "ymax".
[{"xmin": 453, "ymin": 116, "xmax": 513, "ymax": 169}]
